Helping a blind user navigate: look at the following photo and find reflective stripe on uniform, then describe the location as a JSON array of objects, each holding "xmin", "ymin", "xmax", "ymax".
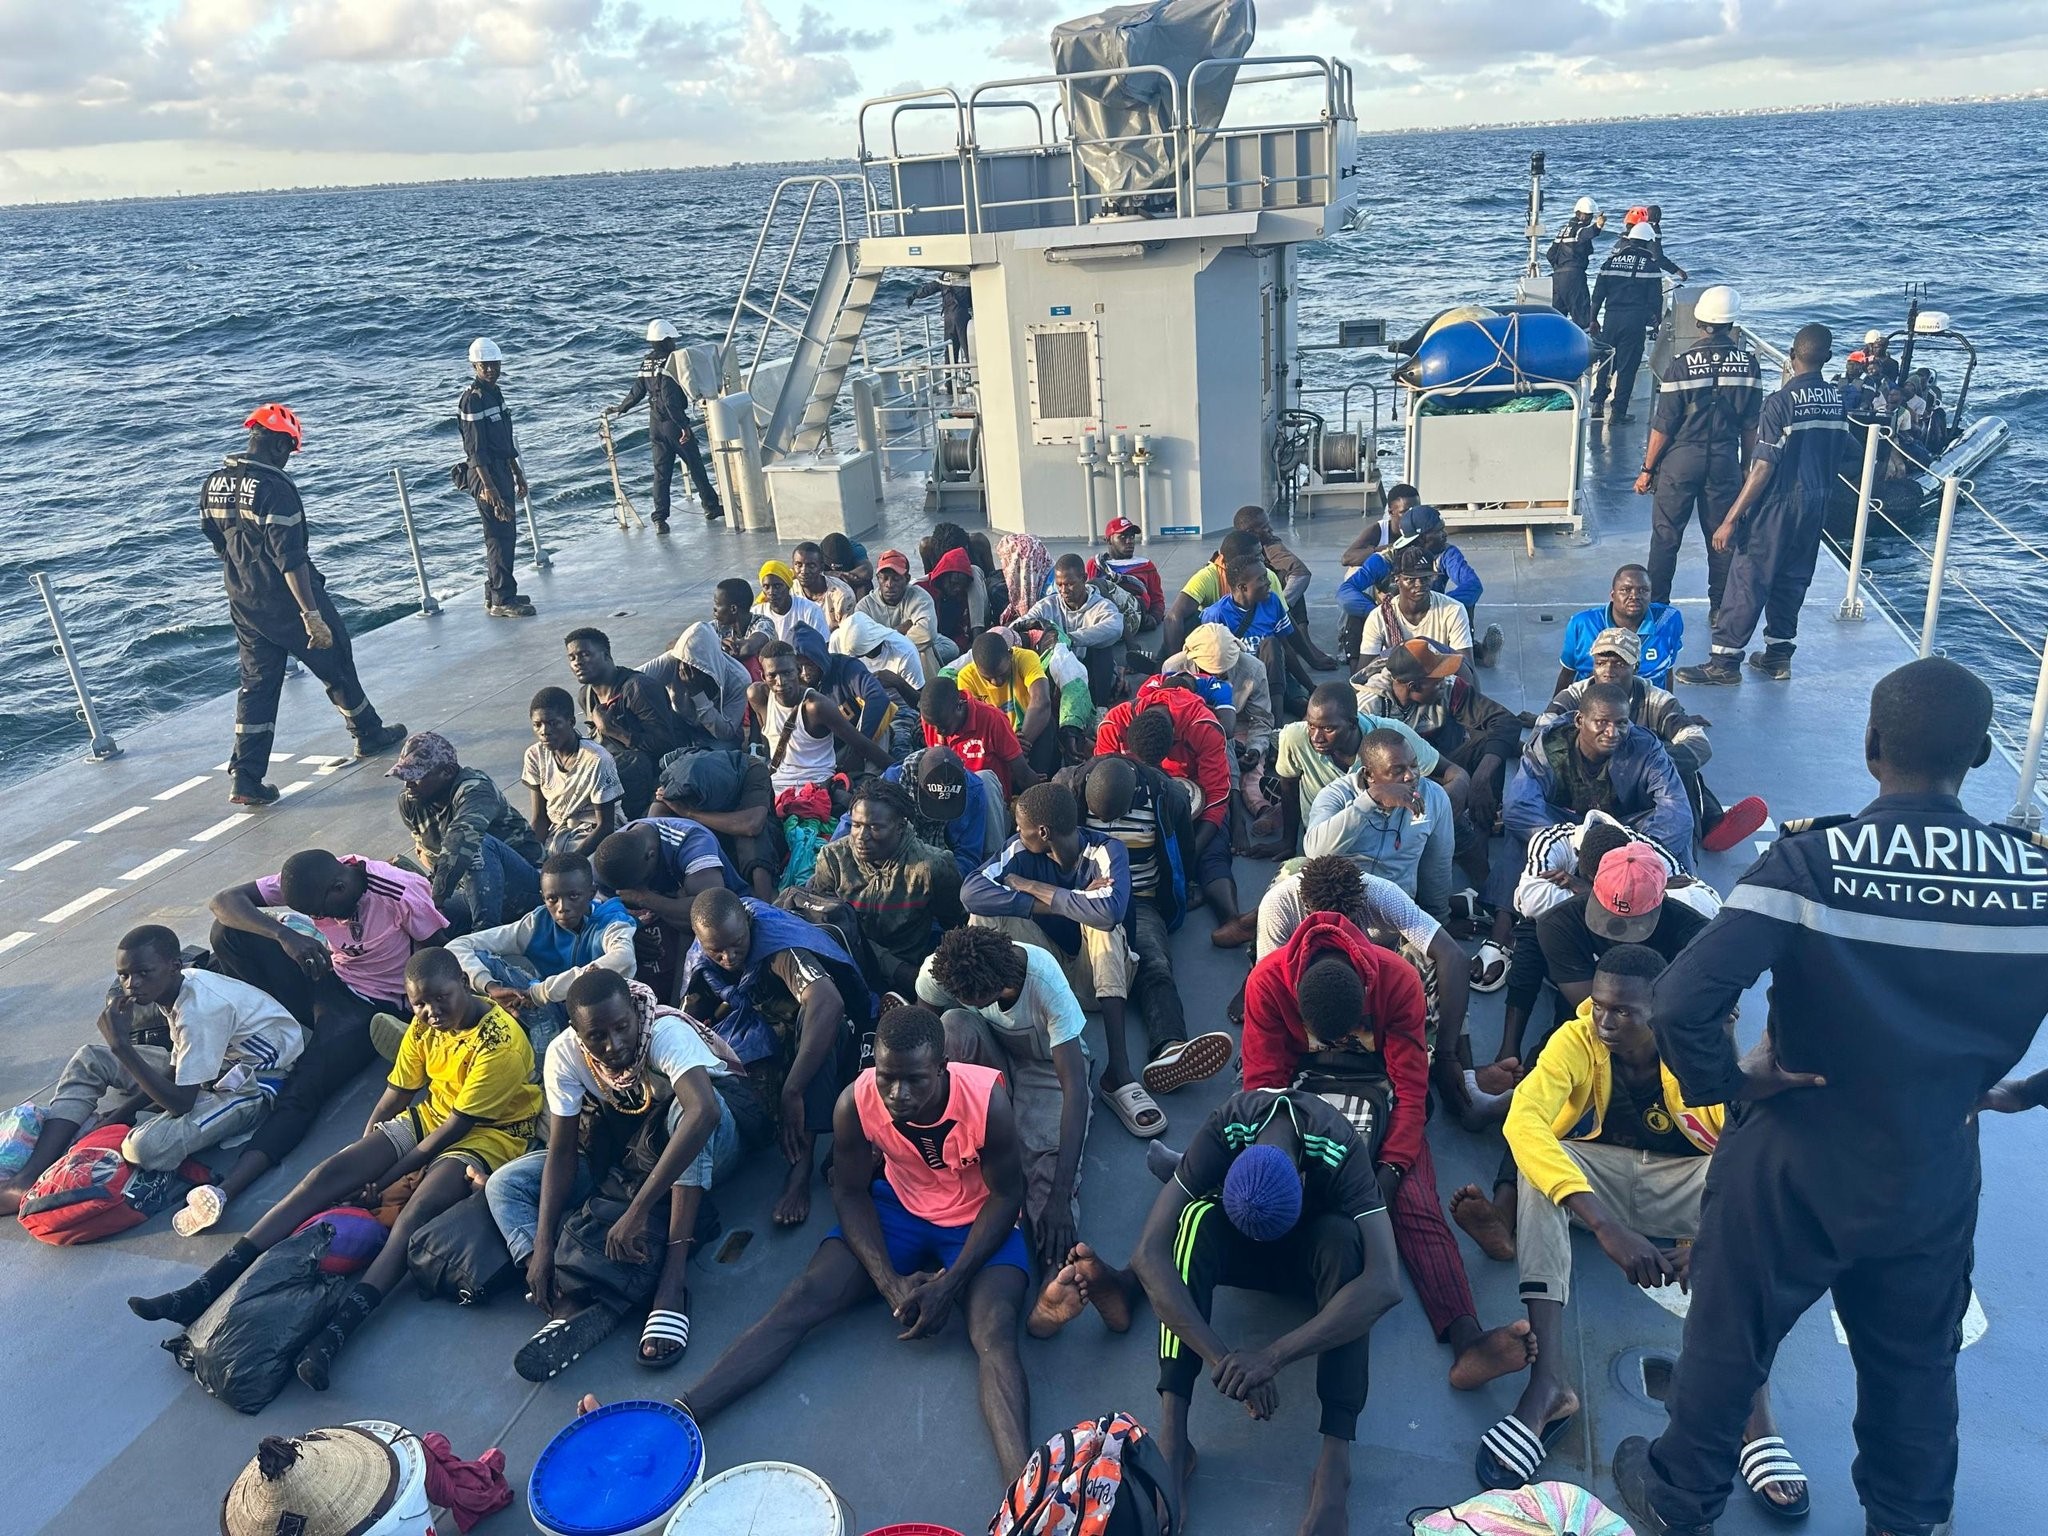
[
  {"xmin": 233, "ymin": 720, "xmax": 275, "ymax": 735},
  {"xmin": 1725, "ymin": 882, "xmax": 2048, "ymax": 953}
]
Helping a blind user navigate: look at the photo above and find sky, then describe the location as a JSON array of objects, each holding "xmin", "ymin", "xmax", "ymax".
[{"xmin": 3, "ymin": 0, "xmax": 2047, "ymax": 203}]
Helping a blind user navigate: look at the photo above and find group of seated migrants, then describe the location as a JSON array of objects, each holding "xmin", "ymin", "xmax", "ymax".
[{"xmin": 4, "ymin": 509, "xmax": 1822, "ymax": 1535}]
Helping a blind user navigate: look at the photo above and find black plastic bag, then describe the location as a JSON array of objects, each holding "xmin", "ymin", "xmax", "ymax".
[
  {"xmin": 407, "ymin": 1189, "xmax": 517, "ymax": 1305},
  {"xmin": 167, "ymin": 1224, "xmax": 345, "ymax": 1414},
  {"xmin": 551, "ymin": 1174, "xmax": 671, "ymax": 1313}
]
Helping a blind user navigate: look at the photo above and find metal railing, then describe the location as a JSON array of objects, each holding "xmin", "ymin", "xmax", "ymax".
[
  {"xmin": 721, "ymin": 174, "xmax": 869, "ymax": 393},
  {"xmin": 1828, "ymin": 421, "xmax": 2047, "ymax": 828}
]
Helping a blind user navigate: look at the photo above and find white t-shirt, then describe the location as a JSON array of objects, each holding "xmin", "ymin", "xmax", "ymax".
[
  {"xmin": 168, "ymin": 969, "xmax": 304, "ymax": 1093},
  {"xmin": 755, "ymin": 594, "xmax": 828, "ymax": 644},
  {"xmin": 542, "ymin": 1009, "xmax": 732, "ymax": 1118},
  {"xmin": 522, "ymin": 740, "xmax": 625, "ymax": 838},
  {"xmin": 856, "ymin": 629, "xmax": 926, "ymax": 688},
  {"xmin": 915, "ymin": 941, "xmax": 1087, "ymax": 1051},
  {"xmin": 1361, "ymin": 591, "xmax": 1473, "ymax": 656}
]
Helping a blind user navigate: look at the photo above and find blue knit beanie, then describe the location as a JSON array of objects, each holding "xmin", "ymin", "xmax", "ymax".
[{"xmin": 1221, "ymin": 1143, "xmax": 1302, "ymax": 1242}]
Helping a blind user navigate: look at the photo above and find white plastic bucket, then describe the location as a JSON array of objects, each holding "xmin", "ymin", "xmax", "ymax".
[
  {"xmin": 664, "ymin": 1461, "xmax": 850, "ymax": 1535},
  {"xmin": 345, "ymin": 1420, "xmax": 437, "ymax": 1535}
]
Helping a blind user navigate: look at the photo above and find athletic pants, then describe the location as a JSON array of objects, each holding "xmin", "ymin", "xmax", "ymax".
[
  {"xmin": 1158, "ymin": 1198, "xmax": 1370, "ymax": 1439},
  {"xmin": 228, "ymin": 597, "xmax": 383, "ymax": 791},
  {"xmin": 1391, "ymin": 1133, "xmax": 1479, "ymax": 1339},
  {"xmin": 652, "ymin": 430, "xmax": 721, "ymax": 521},
  {"xmin": 1647, "ymin": 445, "xmax": 1740, "ymax": 613},
  {"xmin": 1644, "ymin": 1113, "xmax": 1973, "ymax": 1534},
  {"xmin": 207, "ymin": 921, "xmax": 402, "ymax": 1167},
  {"xmin": 1709, "ymin": 494, "xmax": 1827, "ymax": 657}
]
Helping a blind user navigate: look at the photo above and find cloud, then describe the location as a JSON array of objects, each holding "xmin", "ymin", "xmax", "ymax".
[
  {"xmin": 792, "ymin": 3, "xmax": 890, "ymax": 52},
  {"xmin": 727, "ymin": 0, "xmax": 859, "ymax": 107}
]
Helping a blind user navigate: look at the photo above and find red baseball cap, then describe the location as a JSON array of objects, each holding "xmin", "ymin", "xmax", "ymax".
[
  {"xmin": 1105, "ymin": 517, "xmax": 1139, "ymax": 539},
  {"xmin": 875, "ymin": 549, "xmax": 910, "ymax": 575},
  {"xmin": 1588, "ymin": 842, "xmax": 1667, "ymax": 941}
]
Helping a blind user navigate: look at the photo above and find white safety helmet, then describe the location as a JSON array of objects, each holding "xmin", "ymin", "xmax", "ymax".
[
  {"xmin": 1625, "ymin": 221, "xmax": 1656, "ymax": 242},
  {"xmin": 1864, "ymin": 328, "xmax": 1884, "ymax": 347},
  {"xmin": 1694, "ymin": 286, "xmax": 1742, "ymax": 326},
  {"xmin": 468, "ymin": 336, "xmax": 503, "ymax": 366},
  {"xmin": 1573, "ymin": 195, "xmax": 1598, "ymax": 216},
  {"xmin": 647, "ymin": 318, "xmax": 679, "ymax": 343}
]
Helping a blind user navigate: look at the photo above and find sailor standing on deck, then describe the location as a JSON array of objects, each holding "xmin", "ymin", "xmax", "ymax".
[
  {"xmin": 1546, "ymin": 196, "xmax": 1604, "ymax": 328},
  {"xmin": 1586, "ymin": 220, "xmax": 1667, "ymax": 423},
  {"xmin": 1612, "ymin": 656, "xmax": 2048, "ymax": 1536},
  {"xmin": 606, "ymin": 319, "xmax": 724, "ymax": 533},
  {"xmin": 1635, "ymin": 286, "xmax": 1761, "ymax": 620},
  {"xmin": 202, "ymin": 404, "xmax": 406, "ymax": 807},
  {"xmin": 457, "ymin": 337, "xmax": 535, "ymax": 617},
  {"xmin": 1674, "ymin": 324, "xmax": 1847, "ymax": 687}
]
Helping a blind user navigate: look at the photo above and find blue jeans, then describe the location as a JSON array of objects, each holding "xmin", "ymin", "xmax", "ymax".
[
  {"xmin": 485, "ymin": 1087, "xmax": 744, "ymax": 1262},
  {"xmin": 442, "ymin": 835, "xmax": 541, "ymax": 934},
  {"xmin": 472, "ymin": 951, "xmax": 567, "ymax": 1061}
]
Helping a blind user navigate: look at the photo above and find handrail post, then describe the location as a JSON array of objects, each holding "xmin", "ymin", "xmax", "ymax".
[
  {"xmin": 1836, "ymin": 422, "xmax": 1883, "ymax": 620},
  {"xmin": 2007, "ymin": 636, "xmax": 2048, "ymax": 831},
  {"xmin": 520, "ymin": 491, "xmax": 552, "ymax": 571},
  {"xmin": 1918, "ymin": 474, "xmax": 1960, "ymax": 657},
  {"xmin": 390, "ymin": 467, "xmax": 441, "ymax": 617},
  {"xmin": 29, "ymin": 571, "xmax": 121, "ymax": 761}
]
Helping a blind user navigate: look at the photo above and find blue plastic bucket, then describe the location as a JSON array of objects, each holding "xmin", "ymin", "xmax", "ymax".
[{"xmin": 529, "ymin": 1400, "xmax": 706, "ymax": 1536}]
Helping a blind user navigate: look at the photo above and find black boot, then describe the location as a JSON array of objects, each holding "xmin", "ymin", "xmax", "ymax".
[
  {"xmin": 228, "ymin": 781, "xmax": 282, "ymax": 807},
  {"xmin": 1747, "ymin": 642, "xmax": 1794, "ymax": 681},
  {"xmin": 352, "ymin": 720, "xmax": 408, "ymax": 758},
  {"xmin": 296, "ymin": 1281, "xmax": 382, "ymax": 1391},
  {"xmin": 128, "ymin": 1238, "xmax": 261, "ymax": 1325},
  {"xmin": 1674, "ymin": 654, "xmax": 1743, "ymax": 687},
  {"xmin": 1612, "ymin": 1436, "xmax": 1715, "ymax": 1536}
]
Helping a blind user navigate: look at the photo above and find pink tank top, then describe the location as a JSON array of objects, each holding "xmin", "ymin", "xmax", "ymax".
[{"xmin": 854, "ymin": 1063, "xmax": 1001, "ymax": 1228}]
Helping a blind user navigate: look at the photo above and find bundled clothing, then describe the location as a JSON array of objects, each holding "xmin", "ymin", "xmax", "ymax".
[{"xmin": 1088, "ymin": 551, "xmax": 1165, "ymax": 624}]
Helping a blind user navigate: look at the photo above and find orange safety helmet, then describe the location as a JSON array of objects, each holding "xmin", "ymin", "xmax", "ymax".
[
  {"xmin": 1626, "ymin": 205, "xmax": 1651, "ymax": 226},
  {"xmin": 243, "ymin": 402, "xmax": 303, "ymax": 451}
]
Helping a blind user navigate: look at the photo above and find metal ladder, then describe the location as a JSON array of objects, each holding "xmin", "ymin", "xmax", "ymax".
[{"xmin": 723, "ymin": 175, "xmax": 880, "ymax": 459}]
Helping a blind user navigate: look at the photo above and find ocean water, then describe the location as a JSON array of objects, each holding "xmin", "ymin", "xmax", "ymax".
[{"xmin": 1, "ymin": 99, "xmax": 2042, "ymax": 782}]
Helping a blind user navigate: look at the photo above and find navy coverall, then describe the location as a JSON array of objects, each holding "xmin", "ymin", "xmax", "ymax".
[
  {"xmin": 1646, "ymin": 336, "xmax": 1762, "ymax": 614},
  {"xmin": 615, "ymin": 345, "xmax": 722, "ymax": 523},
  {"xmin": 1546, "ymin": 217, "xmax": 1599, "ymax": 328},
  {"xmin": 1641, "ymin": 795, "xmax": 2048, "ymax": 1532},
  {"xmin": 1587, "ymin": 237, "xmax": 1667, "ymax": 415},
  {"xmin": 1708, "ymin": 371, "xmax": 1848, "ymax": 660},
  {"xmin": 456, "ymin": 375, "xmax": 524, "ymax": 609},
  {"xmin": 200, "ymin": 455, "xmax": 389, "ymax": 791}
]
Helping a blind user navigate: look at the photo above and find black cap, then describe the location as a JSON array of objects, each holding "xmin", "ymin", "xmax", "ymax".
[{"xmin": 910, "ymin": 750, "xmax": 969, "ymax": 822}]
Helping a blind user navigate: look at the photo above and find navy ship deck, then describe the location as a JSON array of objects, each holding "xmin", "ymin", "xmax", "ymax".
[{"xmin": 1, "ymin": 409, "xmax": 2042, "ymax": 1535}]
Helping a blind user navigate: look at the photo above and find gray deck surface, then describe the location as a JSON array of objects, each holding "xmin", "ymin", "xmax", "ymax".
[{"xmin": 2, "ymin": 394, "xmax": 2043, "ymax": 1535}]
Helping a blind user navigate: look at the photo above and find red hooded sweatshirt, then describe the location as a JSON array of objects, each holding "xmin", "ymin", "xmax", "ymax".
[
  {"xmin": 1093, "ymin": 678, "xmax": 1231, "ymax": 828},
  {"xmin": 1241, "ymin": 909, "xmax": 1429, "ymax": 1171}
]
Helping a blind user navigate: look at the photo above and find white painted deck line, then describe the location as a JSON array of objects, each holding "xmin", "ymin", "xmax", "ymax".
[
  {"xmin": 84, "ymin": 806, "xmax": 149, "ymax": 834},
  {"xmin": 192, "ymin": 813, "xmax": 252, "ymax": 843},
  {"xmin": 10, "ymin": 840, "xmax": 79, "ymax": 872},
  {"xmin": 299, "ymin": 754, "xmax": 347, "ymax": 766},
  {"xmin": 154, "ymin": 775, "xmax": 213, "ymax": 801},
  {"xmin": 279, "ymin": 779, "xmax": 314, "ymax": 797},
  {"xmin": 39, "ymin": 887, "xmax": 115, "ymax": 924},
  {"xmin": 1831, "ymin": 1290, "xmax": 1986, "ymax": 1349},
  {"xmin": 0, "ymin": 931, "xmax": 33, "ymax": 956},
  {"xmin": 120, "ymin": 849, "xmax": 188, "ymax": 881},
  {"xmin": 314, "ymin": 765, "xmax": 343, "ymax": 776}
]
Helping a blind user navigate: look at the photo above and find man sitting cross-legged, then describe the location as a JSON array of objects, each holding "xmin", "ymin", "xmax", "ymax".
[
  {"xmin": 676, "ymin": 1005, "xmax": 1035, "ymax": 1483},
  {"xmin": 1475, "ymin": 945, "xmax": 1808, "ymax": 1518},
  {"xmin": 1032, "ymin": 1086, "xmax": 1404, "ymax": 1536},
  {"xmin": 807, "ymin": 776, "xmax": 965, "ymax": 997},
  {"xmin": 677, "ymin": 889, "xmax": 873, "ymax": 1228},
  {"xmin": 0, "ymin": 925, "xmax": 303, "ymax": 1216},
  {"xmin": 491, "ymin": 969, "xmax": 765, "ymax": 1380},
  {"xmin": 129, "ymin": 949, "xmax": 540, "ymax": 1392}
]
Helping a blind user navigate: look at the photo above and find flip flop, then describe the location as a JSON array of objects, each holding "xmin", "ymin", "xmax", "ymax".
[
  {"xmin": 1702, "ymin": 794, "xmax": 1771, "ymax": 854},
  {"xmin": 1141, "ymin": 1033, "xmax": 1235, "ymax": 1096},
  {"xmin": 172, "ymin": 1183, "xmax": 226, "ymax": 1238},
  {"xmin": 1099, "ymin": 1080, "xmax": 1167, "ymax": 1139},
  {"xmin": 638, "ymin": 1306, "xmax": 691, "ymax": 1370},
  {"xmin": 1474, "ymin": 1409, "xmax": 1575, "ymax": 1490},
  {"xmin": 1470, "ymin": 939, "xmax": 1510, "ymax": 993},
  {"xmin": 514, "ymin": 1304, "xmax": 622, "ymax": 1383},
  {"xmin": 1739, "ymin": 1435, "xmax": 1811, "ymax": 1521}
]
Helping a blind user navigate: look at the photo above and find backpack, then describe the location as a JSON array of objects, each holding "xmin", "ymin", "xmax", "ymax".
[
  {"xmin": 991, "ymin": 1412, "xmax": 1178, "ymax": 1536},
  {"xmin": 1090, "ymin": 574, "xmax": 1144, "ymax": 643},
  {"xmin": 16, "ymin": 1123, "xmax": 208, "ymax": 1245},
  {"xmin": 408, "ymin": 1188, "xmax": 517, "ymax": 1304}
]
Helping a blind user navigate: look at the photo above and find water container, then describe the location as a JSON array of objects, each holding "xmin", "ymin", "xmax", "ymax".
[
  {"xmin": 529, "ymin": 1400, "xmax": 706, "ymax": 1536},
  {"xmin": 665, "ymin": 1461, "xmax": 850, "ymax": 1535},
  {"xmin": 345, "ymin": 1420, "xmax": 437, "ymax": 1536}
]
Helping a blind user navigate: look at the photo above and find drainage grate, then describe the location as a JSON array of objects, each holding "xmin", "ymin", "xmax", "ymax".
[
  {"xmin": 716, "ymin": 1230, "xmax": 754, "ymax": 1264},
  {"xmin": 1640, "ymin": 1352, "xmax": 1676, "ymax": 1402}
]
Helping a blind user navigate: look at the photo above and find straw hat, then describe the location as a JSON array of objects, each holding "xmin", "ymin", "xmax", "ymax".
[{"xmin": 221, "ymin": 1427, "xmax": 400, "ymax": 1536}]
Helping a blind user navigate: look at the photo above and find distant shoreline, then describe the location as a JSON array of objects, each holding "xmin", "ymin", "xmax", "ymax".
[{"xmin": 3, "ymin": 90, "xmax": 2040, "ymax": 213}]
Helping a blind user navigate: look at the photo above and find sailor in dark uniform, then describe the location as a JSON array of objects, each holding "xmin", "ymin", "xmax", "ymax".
[
  {"xmin": 1613, "ymin": 656, "xmax": 2048, "ymax": 1536},
  {"xmin": 1586, "ymin": 220, "xmax": 1668, "ymax": 421},
  {"xmin": 1674, "ymin": 324, "xmax": 1847, "ymax": 686},
  {"xmin": 607, "ymin": 318, "xmax": 724, "ymax": 532},
  {"xmin": 457, "ymin": 337, "xmax": 533, "ymax": 616},
  {"xmin": 908, "ymin": 275, "xmax": 974, "ymax": 368},
  {"xmin": 201, "ymin": 404, "xmax": 405, "ymax": 806},
  {"xmin": 1635, "ymin": 285, "xmax": 1761, "ymax": 618},
  {"xmin": 1546, "ymin": 196, "xmax": 1603, "ymax": 328}
]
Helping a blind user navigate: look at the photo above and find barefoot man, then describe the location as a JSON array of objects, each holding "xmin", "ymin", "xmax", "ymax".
[
  {"xmin": 1034, "ymin": 1086, "xmax": 1402, "ymax": 1536},
  {"xmin": 677, "ymin": 1005, "xmax": 1035, "ymax": 1482}
]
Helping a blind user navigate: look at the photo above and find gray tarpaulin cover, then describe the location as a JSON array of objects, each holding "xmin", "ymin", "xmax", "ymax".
[{"xmin": 1050, "ymin": 0, "xmax": 1254, "ymax": 202}]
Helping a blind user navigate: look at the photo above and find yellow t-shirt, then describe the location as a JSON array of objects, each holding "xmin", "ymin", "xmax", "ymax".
[
  {"xmin": 390, "ymin": 1002, "xmax": 542, "ymax": 1169},
  {"xmin": 953, "ymin": 647, "xmax": 1048, "ymax": 732},
  {"xmin": 1180, "ymin": 562, "xmax": 1285, "ymax": 608}
]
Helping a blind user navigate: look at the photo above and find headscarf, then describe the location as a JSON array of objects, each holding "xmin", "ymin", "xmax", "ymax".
[
  {"xmin": 1181, "ymin": 622, "xmax": 1244, "ymax": 676},
  {"xmin": 831, "ymin": 610, "xmax": 895, "ymax": 659},
  {"xmin": 758, "ymin": 558, "xmax": 796, "ymax": 587},
  {"xmin": 575, "ymin": 978, "xmax": 745, "ymax": 1116},
  {"xmin": 996, "ymin": 533, "xmax": 1051, "ymax": 624}
]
